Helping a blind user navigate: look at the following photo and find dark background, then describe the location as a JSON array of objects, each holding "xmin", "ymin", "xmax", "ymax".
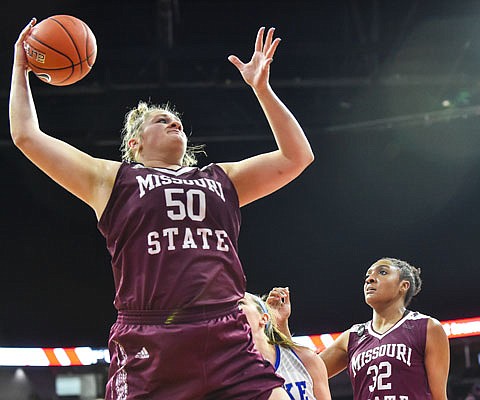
[{"xmin": 1, "ymin": 0, "xmax": 479, "ymax": 348}]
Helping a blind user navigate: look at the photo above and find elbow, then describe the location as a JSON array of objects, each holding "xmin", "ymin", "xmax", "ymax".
[
  {"xmin": 306, "ymin": 149, "xmax": 315, "ymax": 166},
  {"xmin": 289, "ymin": 149, "xmax": 314, "ymax": 175},
  {"xmin": 301, "ymin": 148, "xmax": 315, "ymax": 169},
  {"xmin": 10, "ymin": 128, "xmax": 33, "ymax": 150},
  {"xmin": 10, "ymin": 129, "xmax": 26, "ymax": 148}
]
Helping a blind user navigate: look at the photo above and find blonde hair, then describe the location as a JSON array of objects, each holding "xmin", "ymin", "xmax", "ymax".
[
  {"xmin": 247, "ymin": 293, "xmax": 296, "ymax": 349},
  {"xmin": 120, "ymin": 100, "xmax": 205, "ymax": 166}
]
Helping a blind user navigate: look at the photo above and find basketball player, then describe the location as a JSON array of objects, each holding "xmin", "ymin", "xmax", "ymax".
[
  {"xmin": 239, "ymin": 293, "xmax": 331, "ymax": 400},
  {"xmin": 10, "ymin": 19, "xmax": 314, "ymax": 400},
  {"xmin": 267, "ymin": 258, "xmax": 450, "ymax": 400}
]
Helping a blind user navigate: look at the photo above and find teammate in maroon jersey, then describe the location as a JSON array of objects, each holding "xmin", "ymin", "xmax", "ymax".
[
  {"xmin": 10, "ymin": 19, "xmax": 314, "ymax": 400},
  {"xmin": 268, "ymin": 258, "xmax": 450, "ymax": 400}
]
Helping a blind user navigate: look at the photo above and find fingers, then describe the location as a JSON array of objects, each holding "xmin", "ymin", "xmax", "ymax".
[
  {"xmin": 255, "ymin": 27, "xmax": 265, "ymax": 52},
  {"xmin": 255, "ymin": 27, "xmax": 281, "ymax": 53},
  {"xmin": 265, "ymin": 37, "xmax": 281, "ymax": 60},
  {"xmin": 227, "ymin": 55, "xmax": 244, "ymax": 70},
  {"xmin": 17, "ymin": 18, "xmax": 36, "ymax": 46},
  {"xmin": 263, "ymin": 27, "xmax": 274, "ymax": 51},
  {"xmin": 267, "ymin": 287, "xmax": 289, "ymax": 304}
]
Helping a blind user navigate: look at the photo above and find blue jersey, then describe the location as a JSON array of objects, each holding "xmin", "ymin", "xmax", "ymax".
[
  {"xmin": 274, "ymin": 345, "xmax": 316, "ymax": 400},
  {"xmin": 98, "ymin": 162, "xmax": 245, "ymax": 312},
  {"xmin": 347, "ymin": 311, "xmax": 431, "ymax": 400}
]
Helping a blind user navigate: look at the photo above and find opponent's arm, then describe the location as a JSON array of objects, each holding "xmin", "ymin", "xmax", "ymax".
[
  {"xmin": 220, "ymin": 27, "xmax": 314, "ymax": 207},
  {"xmin": 266, "ymin": 287, "xmax": 292, "ymax": 339}
]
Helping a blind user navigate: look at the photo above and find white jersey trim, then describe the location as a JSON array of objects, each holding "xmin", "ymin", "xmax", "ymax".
[
  {"xmin": 132, "ymin": 163, "xmax": 196, "ymax": 176},
  {"xmin": 361, "ymin": 311, "xmax": 430, "ymax": 340}
]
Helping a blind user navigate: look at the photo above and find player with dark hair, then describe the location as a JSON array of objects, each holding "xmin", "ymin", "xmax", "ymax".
[
  {"xmin": 239, "ymin": 293, "xmax": 331, "ymax": 400},
  {"xmin": 10, "ymin": 19, "xmax": 314, "ymax": 399},
  {"xmin": 267, "ymin": 258, "xmax": 450, "ymax": 400}
]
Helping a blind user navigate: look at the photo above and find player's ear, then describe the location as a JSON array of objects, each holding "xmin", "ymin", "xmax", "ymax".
[
  {"xmin": 261, "ymin": 312, "xmax": 270, "ymax": 329},
  {"xmin": 128, "ymin": 137, "xmax": 139, "ymax": 149},
  {"xmin": 400, "ymin": 280, "xmax": 410, "ymax": 294}
]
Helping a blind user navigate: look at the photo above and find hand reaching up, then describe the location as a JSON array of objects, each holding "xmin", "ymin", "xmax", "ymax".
[{"xmin": 228, "ymin": 27, "xmax": 281, "ymax": 93}]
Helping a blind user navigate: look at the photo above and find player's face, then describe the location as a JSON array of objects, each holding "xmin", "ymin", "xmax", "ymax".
[
  {"xmin": 238, "ymin": 294, "xmax": 265, "ymax": 331},
  {"xmin": 136, "ymin": 111, "xmax": 187, "ymax": 160},
  {"xmin": 364, "ymin": 259, "xmax": 407, "ymax": 307}
]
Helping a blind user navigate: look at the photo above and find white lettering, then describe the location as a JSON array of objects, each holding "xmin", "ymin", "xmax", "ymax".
[
  {"xmin": 165, "ymin": 188, "xmax": 187, "ymax": 220},
  {"xmin": 351, "ymin": 343, "xmax": 413, "ymax": 375},
  {"xmin": 365, "ymin": 349, "xmax": 372, "ymax": 364},
  {"xmin": 378, "ymin": 345, "xmax": 386, "ymax": 357},
  {"xmin": 136, "ymin": 174, "xmax": 225, "ymax": 202},
  {"xmin": 386, "ymin": 344, "xmax": 396, "ymax": 358},
  {"xmin": 197, "ymin": 228, "xmax": 212, "ymax": 249},
  {"xmin": 186, "ymin": 189, "xmax": 206, "ymax": 221},
  {"xmin": 160, "ymin": 175, "xmax": 172, "ymax": 185},
  {"xmin": 147, "ymin": 231, "xmax": 161, "ymax": 254},
  {"xmin": 351, "ymin": 353, "xmax": 362, "ymax": 377},
  {"xmin": 136, "ymin": 175, "xmax": 155, "ymax": 198},
  {"xmin": 146, "ymin": 227, "xmax": 231, "ymax": 253},
  {"xmin": 215, "ymin": 230, "xmax": 229, "ymax": 252},
  {"xmin": 182, "ymin": 227, "xmax": 198, "ymax": 249},
  {"xmin": 193, "ymin": 179, "xmax": 207, "ymax": 187},
  {"xmin": 163, "ymin": 228, "xmax": 178, "ymax": 250}
]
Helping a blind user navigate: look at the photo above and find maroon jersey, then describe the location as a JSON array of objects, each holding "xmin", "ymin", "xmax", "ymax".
[
  {"xmin": 98, "ymin": 162, "xmax": 245, "ymax": 312},
  {"xmin": 347, "ymin": 311, "xmax": 431, "ymax": 400}
]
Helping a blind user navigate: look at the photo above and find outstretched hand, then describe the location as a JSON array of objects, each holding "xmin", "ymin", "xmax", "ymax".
[
  {"xmin": 266, "ymin": 286, "xmax": 291, "ymax": 325},
  {"xmin": 228, "ymin": 27, "xmax": 281, "ymax": 92},
  {"xmin": 14, "ymin": 18, "xmax": 36, "ymax": 70}
]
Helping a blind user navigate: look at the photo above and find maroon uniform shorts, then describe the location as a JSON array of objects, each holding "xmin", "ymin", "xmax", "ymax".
[{"xmin": 105, "ymin": 303, "xmax": 284, "ymax": 399}]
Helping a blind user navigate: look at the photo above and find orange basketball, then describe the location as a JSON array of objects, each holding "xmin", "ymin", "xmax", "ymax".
[{"xmin": 24, "ymin": 15, "xmax": 97, "ymax": 86}]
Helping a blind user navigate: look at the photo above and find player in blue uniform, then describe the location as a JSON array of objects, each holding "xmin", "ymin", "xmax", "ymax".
[
  {"xmin": 268, "ymin": 258, "xmax": 450, "ymax": 400},
  {"xmin": 239, "ymin": 292, "xmax": 331, "ymax": 400},
  {"xmin": 10, "ymin": 19, "xmax": 314, "ymax": 400}
]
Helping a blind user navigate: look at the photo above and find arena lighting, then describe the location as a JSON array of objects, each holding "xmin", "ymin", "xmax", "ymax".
[
  {"xmin": 0, "ymin": 316, "xmax": 479, "ymax": 367},
  {"xmin": 0, "ymin": 347, "xmax": 110, "ymax": 367},
  {"xmin": 299, "ymin": 316, "xmax": 480, "ymax": 352}
]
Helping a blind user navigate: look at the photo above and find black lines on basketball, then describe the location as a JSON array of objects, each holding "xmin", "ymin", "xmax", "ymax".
[{"xmin": 24, "ymin": 15, "xmax": 97, "ymax": 86}]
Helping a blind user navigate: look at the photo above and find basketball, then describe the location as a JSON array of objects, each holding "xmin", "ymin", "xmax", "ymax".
[{"xmin": 24, "ymin": 15, "xmax": 97, "ymax": 86}]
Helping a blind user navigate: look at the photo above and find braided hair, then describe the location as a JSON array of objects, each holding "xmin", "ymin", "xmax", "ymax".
[{"xmin": 383, "ymin": 257, "xmax": 422, "ymax": 306}]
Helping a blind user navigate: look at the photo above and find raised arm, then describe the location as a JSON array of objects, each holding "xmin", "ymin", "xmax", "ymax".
[
  {"xmin": 425, "ymin": 318, "xmax": 450, "ymax": 400},
  {"xmin": 266, "ymin": 287, "xmax": 293, "ymax": 339},
  {"xmin": 9, "ymin": 19, "xmax": 119, "ymax": 219},
  {"xmin": 220, "ymin": 27, "xmax": 314, "ymax": 207}
]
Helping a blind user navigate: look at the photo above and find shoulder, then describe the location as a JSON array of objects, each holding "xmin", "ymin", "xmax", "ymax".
[
  {"xmin": 199, "ymin": 162, "xmax": 230, "ymax": 178},
  {"xmin": 422, "ymin": 315, "xmax": 449, "ymax": 356},
  {"xmin": 351, "ymin": 322, "xmax": 368, "ymax": 336},
  {"xmin": 426, "ymin": 316, "xmax": 447, "ymax": 339},
  {"xmin": 406, "ymin": 310, "xmax": 431, "ymax": 320},
  {"xmin": 293, "ymin": 345, "xmax": 318, "ymax": 363},
  {"xmin": 405, "ymin": 311, "xmax": 440, "ymax": 333},
  {"xmin": 293, "ymin": 345, "xmax": 328, "ymax": 376}
]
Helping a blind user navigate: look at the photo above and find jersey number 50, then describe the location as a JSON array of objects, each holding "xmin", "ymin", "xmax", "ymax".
[{"xmin": 165, "ymin": 188, "xmax": 206, "ymax": 221}]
